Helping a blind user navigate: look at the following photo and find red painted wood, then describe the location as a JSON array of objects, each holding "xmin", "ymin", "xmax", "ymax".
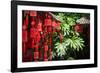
[
  {"xmin": 22, "ymin": 11, "xmax": 62, "ymax": 62},
  {"xmin": 31, "ymin": 17, "xmax": 36, "ymax": 26},
  {"xmin": 30, "ymin": 11, "xmax": 37, "ymax": 16},
  {"xmin": 24, "ymin": 15, "xmax": 29, "ymax": 26},
  {"xmin": 22, "ymin": 30, "xmax": 28, "ymax": 42},
  {"xmin": 31, "ymin": 39, "xmax": 34, "ymax": 48},
  {"xmin": 44, "ymin": 19, "xmax": 52, "ymax": 26},
  {"xmin": 37, "ymin": 22, "xmax": 42, "ymax": 32},
  {"xmin": 34, "ymin": 52, "xmax": 39, "ymax": 59},
  {"xmin": 44, "ymin": 44, "xmax": 48, "ymax": 52}
]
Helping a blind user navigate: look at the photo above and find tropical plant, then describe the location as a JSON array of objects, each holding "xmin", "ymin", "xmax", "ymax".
[{"xmin": 52, "ymin": 12, "xmax": 86, "ymax": 60}]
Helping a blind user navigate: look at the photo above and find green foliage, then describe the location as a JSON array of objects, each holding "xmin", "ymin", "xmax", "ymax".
[
  {"xmin": 53, "ymin": 36, "xmax": 84, "ymax": 58},
  {"xmin": 64, "ymin": 36, "xmax": 84, "ymax": 51},
  {"xmin": 67, "ymin": 57, "xmax": 75, "ymax": 60},
  {"xmin": 54, "ymin": 42, "xmax": 68, "ymax": 57},
  {"xmin": 52, "ymin": 12, "xmax": 86, "ymax": 59}
]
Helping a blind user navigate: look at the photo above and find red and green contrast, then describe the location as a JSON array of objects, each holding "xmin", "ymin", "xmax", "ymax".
[
  {"xmin": 22, "ymin": 11, "xmax": 90, "ymax": 62},
  {"xmin": 22, "ymin": 11, "xmax": 62, "ymax": 62}
]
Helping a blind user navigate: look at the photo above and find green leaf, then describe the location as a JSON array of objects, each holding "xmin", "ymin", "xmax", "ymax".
[
  {"xmin": 67, "ymin": 57, "xmax": 75, "ymax": 60},
  {"xmin": 54, "ymin": 42, "xmax": 68, "ymax": 57}
]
